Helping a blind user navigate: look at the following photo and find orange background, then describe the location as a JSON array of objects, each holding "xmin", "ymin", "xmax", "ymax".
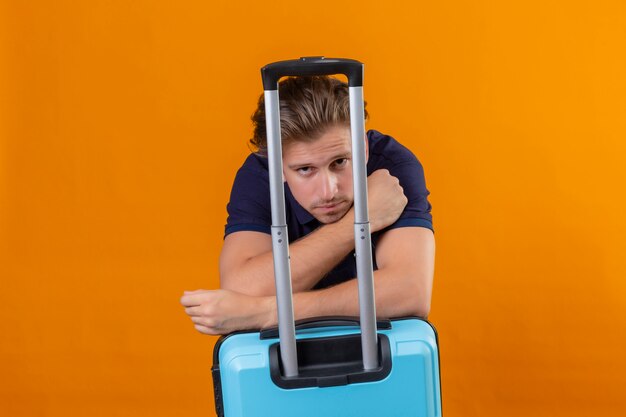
[{"xmin": 2, "ymin": 1, "xmax": 625, "ymax": 416}]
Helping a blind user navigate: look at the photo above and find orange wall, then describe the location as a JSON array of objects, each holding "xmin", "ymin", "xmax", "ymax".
[{"xmin": 2, "ymin": 1, "xmax": 625, "ymax": 416}]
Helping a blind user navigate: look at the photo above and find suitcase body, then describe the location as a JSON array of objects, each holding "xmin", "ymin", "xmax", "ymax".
[
  {"xmin": 212, "ymin": 317, "xmax": 442, "ymax": 417},
  {"xmin": 212, "ymin": 57, "xmax": 442, "ymax": 416}
]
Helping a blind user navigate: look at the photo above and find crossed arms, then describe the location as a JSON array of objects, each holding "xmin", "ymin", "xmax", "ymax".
[{"xmin": 181, "ymin": 170, "xmax": 435, "ymax": 335}]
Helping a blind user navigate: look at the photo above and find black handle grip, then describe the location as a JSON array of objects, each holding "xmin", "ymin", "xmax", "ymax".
[
  {"xmin": 261, "ymin": 56, "xmax": 363, "ymax": 90},
  {"xmin": 259, "ymin": 316, "xmax": 391, "ymax": 340}
]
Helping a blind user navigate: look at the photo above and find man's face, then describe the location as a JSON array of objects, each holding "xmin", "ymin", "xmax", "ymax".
[{"xmin": 282, "ymin": 125, "xmax": 364, "ymax": 224}]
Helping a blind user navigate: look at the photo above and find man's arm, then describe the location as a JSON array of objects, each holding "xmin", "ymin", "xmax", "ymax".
[
  {"xmin": 294, "ymin": 226, "xmax": 435, "ymax": 320},
  {"xmin": 218, "ymin": 213, "xmax": 355, "ymax": 296},
  {"xmin": 219, "ymin": 169, "xmax": 408, "ymax": 296},
  {"xmin": 181, "ymin": 226, "xmax": 435, "ymax": 335}
]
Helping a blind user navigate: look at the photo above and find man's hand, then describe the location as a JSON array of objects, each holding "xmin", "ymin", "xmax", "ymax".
[
  {"xmin": 367, "ymin": 169, "xmax": 408, "ymax": 232},
  {"xmin": 180, "ymin": 289, "xmax": 276, "ymax": 335}
]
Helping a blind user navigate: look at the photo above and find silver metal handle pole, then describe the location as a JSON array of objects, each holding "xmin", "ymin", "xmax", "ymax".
[
  {"xmin": 261, "ymin": 58, "xmax": 378, "ymax": 374},
  {"xmin": 264, "ymin": 90, "xmax": 298, "ymax": 377},
  {"xmin": 349, "ymin": 86, "xmax": 379, "ymax": 370}
]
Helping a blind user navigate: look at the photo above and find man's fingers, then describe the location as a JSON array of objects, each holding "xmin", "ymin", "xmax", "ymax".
[
  {"xmin": 180, "ymin": 290, "xmax": 212, "ymax": 307},
  {"xmin": 193, "ymin": 321, "xmax": 223, "ymax": 335},
  {"xmin": 193, "ymin": 324, "xmax": 215, "ymax": 335},
  {"xmin": 180, "ymin": 295, "xmax": 199, "ymax": 307},
  {"xmin": 185, "ymin": 306, "xmax": 201, "ymax": 316},
  {"xmin": 191, "ymin": 315, "xmax": 217, "ymax": 328}
]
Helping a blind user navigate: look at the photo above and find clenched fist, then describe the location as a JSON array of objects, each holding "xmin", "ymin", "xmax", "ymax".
[{"xmin": 367, "ymin": 169, "xmax": 408, "ymax": 232}]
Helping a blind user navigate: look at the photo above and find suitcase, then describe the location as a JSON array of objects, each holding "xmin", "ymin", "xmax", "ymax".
[{"xmin": 212, "ymin": 57, "xmax": 443, "ymax": 417}]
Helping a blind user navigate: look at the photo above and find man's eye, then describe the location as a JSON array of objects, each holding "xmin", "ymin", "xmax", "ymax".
[
  {"xmin": 334, "ymin": 158, "xmax": 348, "ymax": 167},
  {"xmin": 297, "ymin": 167, "xmax": 312, "ymax": 175}
]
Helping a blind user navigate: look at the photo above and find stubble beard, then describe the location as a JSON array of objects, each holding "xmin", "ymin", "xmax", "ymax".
[{"xmin": 311, "ymin": 199, "xmax": 353, "ymax": 224}]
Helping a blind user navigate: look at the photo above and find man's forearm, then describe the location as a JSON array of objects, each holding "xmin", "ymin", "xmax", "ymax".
[
  {"xmin": 255, "ymin": 266, "xmax": 429, "ymax": 330},
  {"xmin": 180, "ymin": 267, "xmax": 429, "ymax": 336},
  {"xmin": 292, "ymin": 267, "xmax": 429, "ymax": 321},
  {"xmin": 221, "ymin": 210, "xmax": 356, "ymax": 296}
]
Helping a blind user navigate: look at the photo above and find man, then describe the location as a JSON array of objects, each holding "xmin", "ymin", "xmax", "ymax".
[{"xmin": 181, "ymin": 76, "xmax": 435, "ymax": 335}]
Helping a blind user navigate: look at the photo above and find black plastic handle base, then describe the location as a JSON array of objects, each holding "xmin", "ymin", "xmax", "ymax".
[
  {"xmin": 261, "ymin": 57, "xmax": 363, "ymax": 90},
  {"xmin": 259, "ymin": 316, "xmax": 392, "ymax": 340}
]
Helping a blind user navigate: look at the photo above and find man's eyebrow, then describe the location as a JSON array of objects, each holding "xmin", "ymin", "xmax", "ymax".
[
  {"xmin": 287, "ymin": 163, "xmax": 309, "ymax": 170},
  {"xmin": 287, "ymin": 153, "xmax": 351, "ymax": 170}
]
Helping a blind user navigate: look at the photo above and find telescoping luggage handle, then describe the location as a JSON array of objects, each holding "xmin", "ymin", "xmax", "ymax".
[
  {"xmin": 262, "ymin": 57, "xmax": 378, "ymax": 378},
  {"xmin": 262, "ymin": 57, "xmax": 363, "ymax": 89}
]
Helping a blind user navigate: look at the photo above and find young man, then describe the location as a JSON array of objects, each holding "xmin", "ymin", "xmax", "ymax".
[{"xmin": 181, "ymin": 76, "xmax": 435, "ymax": 335}]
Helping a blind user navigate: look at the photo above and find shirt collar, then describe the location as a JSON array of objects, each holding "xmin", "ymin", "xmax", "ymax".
[{"xmin": 284, "ymin": 183, "xmax": 316, "ymax": 225}]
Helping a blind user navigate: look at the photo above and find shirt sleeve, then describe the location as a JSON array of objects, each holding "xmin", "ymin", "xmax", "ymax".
[
  {"xmin": 387, "ymin": 158, "xmax": 434, "ymax": 232},
  {"xmin": 224, "ymin": 158, "xmax": 273, "ymax": 238},
  {"xmin": 366, "ymin": 130, "xmax": 434, "ymax": 233}
]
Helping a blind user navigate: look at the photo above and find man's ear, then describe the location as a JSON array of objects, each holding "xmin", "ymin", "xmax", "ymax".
[{"xmin": 364, "ymin": 134, "xmax": 369, "ymax": 162}]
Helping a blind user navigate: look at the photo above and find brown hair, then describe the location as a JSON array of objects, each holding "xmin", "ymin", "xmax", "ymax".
[{"xmin": 250, "ymin": 76, "xmax": 368, "ymax": 154}]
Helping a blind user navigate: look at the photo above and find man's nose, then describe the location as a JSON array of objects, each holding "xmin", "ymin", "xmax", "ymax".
[{"xmin": 319, "ymin": 171, "xmax": 338, "ymax": 201}]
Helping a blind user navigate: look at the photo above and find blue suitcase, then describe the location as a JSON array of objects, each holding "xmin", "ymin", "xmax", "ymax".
[
  {"xmin": 212, "ymin": 57, "xmax": 443, "ymax": 417},
  {"xmin": 212, "ymin": 317, "xmax": 442, "ymax": 417}
]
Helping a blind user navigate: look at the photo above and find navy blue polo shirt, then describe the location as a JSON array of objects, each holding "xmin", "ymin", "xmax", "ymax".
[{"xmin": 224, "ymin": 129, "xmax": 433, "ymax": 289}]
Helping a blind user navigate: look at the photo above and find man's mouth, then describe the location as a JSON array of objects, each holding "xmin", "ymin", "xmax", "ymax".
[{"xmin": 316, "ymin": 201, "xmax": 344, "ymax": 211}]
